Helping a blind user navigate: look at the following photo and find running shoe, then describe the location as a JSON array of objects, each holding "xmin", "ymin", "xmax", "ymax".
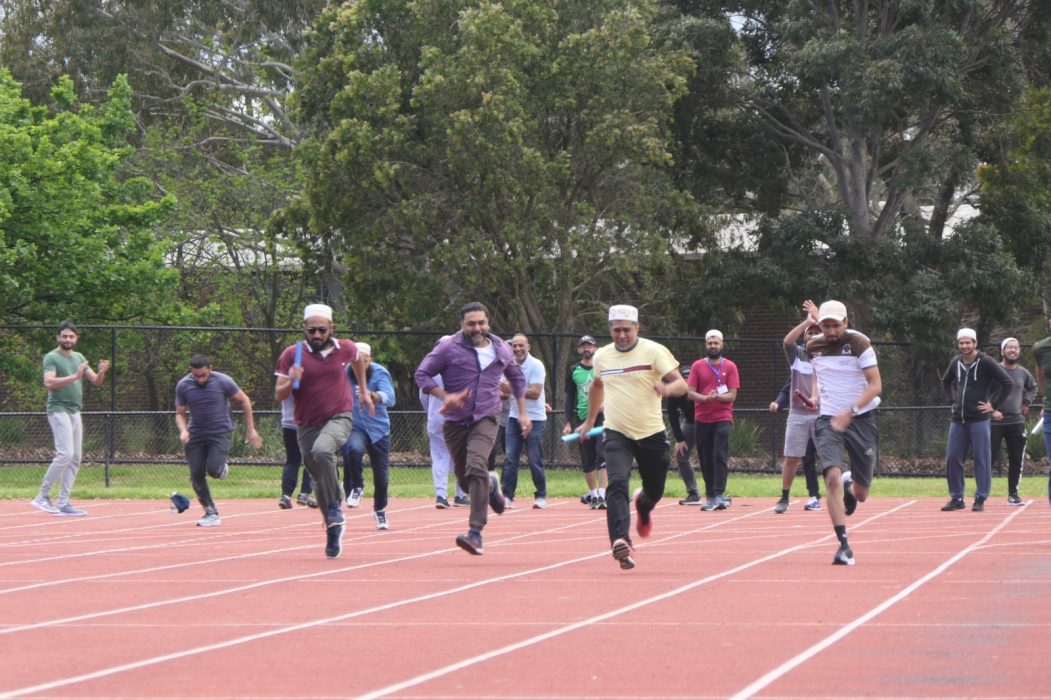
[
  {"xmin": 841, "ymin": 471, "xmax": 857, "ymax": 516},
  {"xmin": 971, "ymin": 497, "xmax": 985, "ymax": 512},
  {"xmin": 533, "ymin": 498, "xmax": 547, "ymax": 510},
  {"xmin": 700, "ymin": 496, "xmax": 718, "ymax": 511},
  {"xmin": 435, "ymin": 496, "xmax": 451, "ymax": 509},
  {"xmin": 456, "ymin": 530, "xmax": 484, "ymax": 555},
  {"xmin": 1007, "ymin": 493, "xmax": 1023, "ymax": 506},
  {"xmin": 679, "ymin": 493, "xmax": 702, "ymax": 506},
  {"xmin": 279, "ymin": 494, "xmax": 293, "ymax": 509},
  {"xmin": 453, "ymin": 495, "xmax": 470, "ymax": 507},
  {"xmin": 595, "ymin": 497, "xmax": 607, "ymax": 510},
  {"xmin": 612, "ymin": 538, "xmax": 636, "ymax": 570},
  {"xmin": 804, "ymin": 496, "xmax": 822, "ymax": 511},
  {"xmin": 374, "ymin": 510, "xmax": 389, "ymax": 530},
  {"xmin": 940, "ymin": 498, "xmax": 965, "ymax": 512},
  {"xmin": 580, "ymin": 492, "xmax": 593, "ymax": 505},
  {"xmin": 346, "ymin": 487, "xmax": 363, "ymax": 508},
  {"xmin": 297, "ymin": 493, "xmax": 318, "ymax": 508},
  {"xmin": 54, "ymin": 503, "xmax": 86, "ymax": 517},
  {"xmin": 30, "ymin": 495, "xmax": 60, "ymax": 514},
  {"xmin": 326, "ymin": 504, "xmax": 345, "ymax": 558},
  {"xmin": 634, "ymin": 488, "xmax": 652, "ymax": 538},
  {"xmin": 488, "ymin": 473, "xmax": 506, "ymax": 515},
  {"xmin": 715, "ymin": 495, "xmax": 731, "ymax": 510},
  {"xmin": 197, "ymin": 512, "xmax": 221, "ymax": 527},
  {"xmin": 774, "ymin": 497, "xmax": 789, "ymax": 514},
  {"xmin": 832, "ymin": 543, "xmax": 855, "ymax": 566}
]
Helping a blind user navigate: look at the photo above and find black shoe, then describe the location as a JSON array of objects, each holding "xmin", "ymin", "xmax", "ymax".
[
  {"xmin": 972, "ymin": 497, "xmax": 985, "ymax": 512},
  {"xmin": 455, "ymin": 530, "xmax": 483, "ymax": 555},
  {"xmin": 488, "ymin": 473, "xmax": 505, "ymax": 514},
  {"xmin": 1007, "ymin": 493, "xmax": 1023, "ymax": 506},
  {"xmin": 435, "ymin": 496, "xmax": 451, "ymax": 509},
  {"xmin": 453, "ymin": 495, "xmax": 470, "ymax": 507},
  {"xmin": 679, "ymin": 493, "xmax": 701, "ymax": 506},
  {"xmin": 612, "ymin": 538, "xmax": 636, "ymax": 570},
  {"xmin": 941, "ymin": 498, "xmax": 965, "ymax": 512},
  {"xmin": 325, "ymin": 521, "xmax": 344, "ymax": 559},
  {"xmin": 774, "ymin": 497, "xmax": 789, "ymax": 514},
  {"xmin": 832, "ymin": 543, "xmax": 854, "ymax": 566},
  {"xmin": 842, "ymin": 471, "xmax": 857, "ymax": 516}
]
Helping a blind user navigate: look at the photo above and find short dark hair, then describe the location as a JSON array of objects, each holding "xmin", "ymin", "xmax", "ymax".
[
  {"xmin": 57, "ymin": 320, "xmax": 78, "ymax": 334},
  {"xmin": 189, "ymin": 354, "xmax": 211, "ymax": 369},
  {"xmin": 459, "ymin": 302, "xmax": 489, "ymax": 320}
]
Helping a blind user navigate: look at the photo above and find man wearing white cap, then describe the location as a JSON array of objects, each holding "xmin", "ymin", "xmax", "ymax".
[
  {"xmin": 804, "ymin": 299, "xmax": 882, "ymax": 566},
  {"xmin": 988, "ymin": 338, "xmax": 1036, "ymax": 505},
  {"xmin": 686, "ymin": 329, "xmax": 740, "ymax": 511},
  {"xmin": 577, "ymin": 304, "xmax": 687, "ymax": 570},
  {"xmin": 275, "ymin": 303, "xmax": 373, "ymax": 559},
  {"xmin": 940, "ymin": 327, "xmax": 1013, "ymax": 512}
]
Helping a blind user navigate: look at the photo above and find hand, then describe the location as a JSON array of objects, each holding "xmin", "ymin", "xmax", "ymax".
[
  {"xmin": 439, "ymin": 388, "xmax": 469, "ymax": 414},
  {"xmin": 802, "ymin": 299, "xmax": 819, "ymax": 323},
  {"xmin": 76, "ymin": 361, "xmax": 89, "ymax": 378},
  {"xmin": 831, "ymin": 409, "xmax": 852, "ymax": 433},
  {"xmin": 97, "ymin": 359, "xmax": 110, "ymax": 373},
  {"xmin": 1021, "ymin": 405, "xmax": 1029, "ymax": 417},
  {"xmin": 360, "ymin": 386, "xmax": 376, "ymax": 416},
  {"xmin": 245, "ymin": 429, "xmax": 263, "ymax": 449},
  {"xmin": 289, "ymin": 364, "xmax": 304, "ymax": 383},
  {"xmin": 519, "ymin": 415, "xmax": 533, "ymax": 439},
  {"xmin": 769, "ymin": 402, "xmax": 779, "ymax": 413},
  {"xmin": 675, "ymin": 440, "xmax": 687, "ymax": 456},
  {"xmin": 651, "ymin": 381, "xmax": 667, "ymax": 397},
  {"xmin": 562, "ymin": 423, "xmax": 572, "ymax": 436},
  {"xmin": 977, "ymin": 400, "xmax": 994, "ymax": 415},
  {"xmin": 180, "ymin": 429, "xmax": 191, "ymax": 445},
  {"xmin": 578, "ymin": 419, "xmax": 595, "ymax": 441}
]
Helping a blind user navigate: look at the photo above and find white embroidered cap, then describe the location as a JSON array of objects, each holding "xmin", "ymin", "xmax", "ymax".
[
  {"xmin": 608, "ymin": 305, "xmax": 638, "ymax": 322},
  {"xmin": 303, "ymin": 303, "xmax": 333, "ymax": 321},
  {"xmin": 957, "ymin": 328, "xmax": 977, "ymax": 341},
  {"xmin": 705, "ymin": 329, "xmax": 723, "ymax": 341}
]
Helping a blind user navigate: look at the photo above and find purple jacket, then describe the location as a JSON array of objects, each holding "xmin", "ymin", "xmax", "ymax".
[{"xmin": 415, "ymin": 332, "xmax": 526, "ymax": 424}]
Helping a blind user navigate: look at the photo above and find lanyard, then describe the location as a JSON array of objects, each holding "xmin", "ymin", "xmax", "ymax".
[{"xmin": 706, "ymin": 359, "xmax": 724, "ymax": 384}]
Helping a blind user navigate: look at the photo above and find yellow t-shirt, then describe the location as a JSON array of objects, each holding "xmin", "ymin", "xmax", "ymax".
[{"xmin": 594, "ymin": 337, "xmax": 679, "ymax": 440}]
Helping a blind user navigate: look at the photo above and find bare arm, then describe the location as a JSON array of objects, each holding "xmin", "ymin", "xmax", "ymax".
[
  {"xmin": 175, "ymin": 405, "xmax": 191, "ymax": 444},
  {"xmin": 232, "ymin": 390, "xmax": 263, "ymax": 448}
]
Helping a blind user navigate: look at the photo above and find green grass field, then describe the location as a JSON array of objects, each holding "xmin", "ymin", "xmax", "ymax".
[{"xmin": 1, "ymin": 463, "xmax": 1046, "ymax": 501}]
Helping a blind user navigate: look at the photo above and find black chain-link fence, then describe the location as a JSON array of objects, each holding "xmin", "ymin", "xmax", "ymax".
[{"xmin": 1, "ymin": 324, "xmax": 1045, "ymax": 486}]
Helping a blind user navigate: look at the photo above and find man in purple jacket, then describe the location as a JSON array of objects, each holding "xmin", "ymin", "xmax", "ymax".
[{"xmin": 415, "ymin": 302, "xmax": 530, "ymax": 555}]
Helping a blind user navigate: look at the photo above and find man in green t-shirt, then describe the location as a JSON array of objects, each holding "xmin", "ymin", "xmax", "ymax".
[
  {"xmin": 1031, "ymin": 317, "xmax": 1051, "ymax": 506},
  {"xmin": 561, "ymin": 334, "xmax": 607, "ymax": 509},
  {"xmin": 31, "ymin": 321, "xmax": 110, "ymax": 516}
]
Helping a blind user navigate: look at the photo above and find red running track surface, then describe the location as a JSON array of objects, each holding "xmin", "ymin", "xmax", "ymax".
[{"xmin": 1, "ymin": 495, "xmax": 1049, "ymax": 699}]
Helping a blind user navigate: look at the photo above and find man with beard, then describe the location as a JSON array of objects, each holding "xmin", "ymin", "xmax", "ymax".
[
  {"xmin": 987, "ymin": 338, "xmax": 1036, "ymax": 506},
  {"xmin": 805, "ymin": 299, "xmax": 882, "ymax": 566},
  {"xmin": 576, "ymin": 305, "xmax": 686, "ymax": 570},
  {"xmin": 175, "ymin": 355, "xmax": 264, "ymax": 526},
  {"xmin": 940, "ymin": 328, "xmax": 1013, "ymax": 513},
  {"xmin": 415, "ymin": 302, "xmax": 529, "ymax": 556},
  {"xmin": 31, "ymin": 321, "xmax": 110, "ymax": 516},
  {"xmin": 772, "ymin": 316, "xmax": 822, "ymax": 513},
  {"xmin": 275, "ymin": 304, "xmax": 373, "ymax": 559},
  {"xmin": 687, "ymin": 329, "xmax": 741, "ymax": 511},
  {"xmin": 501, "ymin": 333, "xmax": 548, "ymax": 509},
  {"xmin": 562, "ymin": 335, "xmax": 607, "ymax": 509}
]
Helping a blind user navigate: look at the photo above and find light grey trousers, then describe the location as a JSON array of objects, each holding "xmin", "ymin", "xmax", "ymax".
[{"xmin": 39, "ymin": 412, "xmax": 83, "ymax": 505}]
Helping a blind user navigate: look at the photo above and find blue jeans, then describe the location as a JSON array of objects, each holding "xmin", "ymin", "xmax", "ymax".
[
  {"xmin": 945, "ymin": 420, "xmax": 991, "ymax": 500},
  {"xmin": 341, "ymin": 429, "xmax": 390, "ymax": 512},
  {"xmin": 501, "ymin": 418, "xmax": 546, "ymax": 499}
]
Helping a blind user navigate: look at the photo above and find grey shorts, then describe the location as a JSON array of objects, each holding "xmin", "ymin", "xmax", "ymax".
[
  {"xmin": 813, "ymin": 412, "xmax": 877, "ymax": 486},
  {"xmin": 784, "ymin": 413, "xmax": 817, "ymax": 458}
]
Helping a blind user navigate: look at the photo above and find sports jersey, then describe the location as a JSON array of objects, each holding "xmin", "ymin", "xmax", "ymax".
[{"xmin": 806, "ymin": 330, "xmax": 879, "ymax": 416}]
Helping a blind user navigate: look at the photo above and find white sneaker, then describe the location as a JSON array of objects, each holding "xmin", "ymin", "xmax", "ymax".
[
  {"xmin": 346, "ymin": 487, "xmax": 363, "ymax": 508},
  {"xmin": 54, "ymin": 503, "xmax": 86, "ymax": 517},
  {"xmin": 196, "ymin": 513, "xmax": 221, "ymax": 527},
  {"xmin": 30, "ymin": 495, "xmax": 60, "ymax": 514},
  {"xmin": 532, "ymin": 497, "xmax": 547, "ymax": 509},
  {"xmin": 804, "ymin": 496, "xmax": 822, "ymax": 511},
  {"xmin": 374, "ymin": 510, "xmax": 389, "ymax": 530}
]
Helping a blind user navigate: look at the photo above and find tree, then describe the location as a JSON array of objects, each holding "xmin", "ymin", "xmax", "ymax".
[
  {"xmin": 0, "ymin": 70, "xmax": 176, "ymax": 323},
  {"xmin": 287, "ymin": 0, "xmax": 708, "ymax": 343}
]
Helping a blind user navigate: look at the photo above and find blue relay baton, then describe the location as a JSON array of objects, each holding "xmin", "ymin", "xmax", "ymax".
[
  {"xmin": 292, "ymin": 340, "xmax": 303, "ymax": 390},
  {"xmin": 561, "ymin": 426, "xmax": 604, "ymax": 443}
]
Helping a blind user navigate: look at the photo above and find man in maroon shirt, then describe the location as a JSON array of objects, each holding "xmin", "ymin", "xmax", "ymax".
[{"xmin": 275, "ymin": 303, "xmax": 373, "ymax": 559}]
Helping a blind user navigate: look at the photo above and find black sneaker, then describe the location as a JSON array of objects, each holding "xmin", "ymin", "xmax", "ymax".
[
  {"xmin": 580, "ymin": 492, "xmax": 593, "ymax": 505},
  {"xmin": 940, "ymin": 498, "xmax": 965, "ymax": 512},
  {"xmin": 842, "ymin": 471, "xmax": 857, "ymax": 516},
  {"xmin": 453, "ymin": 495, "xmax": 470, "ymax": 507},
  {"xmin": 679, "ymin": 493, "xmax": 701, "ymax": 506},
  {"xmin": 456, "ymin": 530, "xmax": 483, "ymax": 555},
  {"xmin": 774, "ymin": 497, "xmax": 789, "ymax": 514},
  {"xmin": 488, "ymin": 473, "xmax": 506, "ymax": 514},
  {"xmin": 326, "ymin": 521, "xmax": 345, "ymax": 559},
  {"xmin": 435, "ymin": 496, "xmax": 451, "ymax": 509},
  {"xmin": 971, "ymin": 497, "xmax": 985, "ymax": 512},
  {"xmin": 611, "ymin": 538, "xmax": 636, "ymax": 570},
  {"xmin": 832, "ymin": 543, "xmax": 855, "ymax": 566},
  {"xmin": 1007, "ymin": 493, "xmax": 1023, "ymax": 506},
  {"xmin": 279, "ymin": 494, "xmax": 293, "ymax": 510},
  {"xmin": 700, "ymin": 496, "xmax": 718, "ymax": 511}
]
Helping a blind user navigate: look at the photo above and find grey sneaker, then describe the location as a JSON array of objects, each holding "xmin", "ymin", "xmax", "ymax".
[
  {"xmin": 54, "ymin": 503, "xmax": 86, "ymax": 517},
  {"xmin": 30, "ymin": 495, "xmax": 60, "ymax": 514},
  {"xmin": 715, "ymin": 495, "xmax": 731, "ymax": 510},
  {"xmin": 196, "ymin": 512, "xmax": 221, "ymax": 527},
  {"xmin": 453, "ymin": 495, "xmax": 470, "ymax": 507},
  {"xmin": 774, "ymin": 497, "xmax": 789, "ymax": 514},
  {"xmin": 297, "ymin": 492, "xmax": 318, "ymax": 508},
  {"xmin": 217, "ymin": 462, "xmax": 229, "ymax": 480},
  {"xmin": 373, "ymin": 510, "xmax": 389, "ymax": 530},
  {"xmin": 346, "ymin": 487, "xmax": 363, "ymax": 508},
  {"xmin": 612, "ymin": 538, "xmax": 636, "ymax": 570},
  {"xmin": 700, "ymin": 497, "xmax": 718, "ymax": 511},
  {"xmin": 832, "ymin": 543, "xmax": 855, "ymax": 566},
  {"xmin": 279, "ymin": 494, "xmax": 293, "ymax": 509},
  {"xmin": 679, "ymin": 493, "xmax": 702, "ymax": 505}
]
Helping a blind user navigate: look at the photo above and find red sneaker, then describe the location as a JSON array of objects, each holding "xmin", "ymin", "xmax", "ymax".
[{"xmin": 634, "ymin": 488, "xmax": 652, "ymax": 538}]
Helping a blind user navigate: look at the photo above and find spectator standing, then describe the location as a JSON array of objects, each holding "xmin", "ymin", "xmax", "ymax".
[
  {"xmin": 278, "ymin": 394, "xmax": 316, "ymax": 509},
  {"xmin": 562, "ymin": 334, "xmax": 607, "ymax": 509},
  {"xmin": 687, "ymin": 330, "xmax": 740, "ymax": 511},
  {"xmin": 1030, "ymin": 317, "xmax": 1051, "ymax": 506},
  {"xmin": 341, "ymin": 343, "xmax": 396, "ymax": 530},
  {"xmin": 805, "ymin": 299, "xmax": 882, "ymax": 566},
  {"xmin": 989, "ymin": 337, "xmax": 1036, "ymax": 506},
  {"xmin": 667, "ymin": 365, "xmax": 701, "ymax": 505},
  {"xmin": 769, "ymin": 378, "xmax": 822, "ymax": 511},
  {"xmin": 501, "ymin": 333, "xmax": 549, "ymax": 509},
  {"xmin": 772, "ymin": 318, "xmax": 823, "ymax": 513},
  {"xmin": 576, "ymin": 304, "xmax": 686, "ymax": 570},
  {"xmin": 415, "ymin": 302, "xmax": 529, "ymax": 555},
  {"xmin": 275, "ymin": 303, "xmax": 373, "ymax": 559},
  {"xmin": 175, "ymin": 355, "xmax": 263, "ymax": 527},
  {"xmin": 940, "ymin": 328, "xmax": 1013, "ymax": 512},
  {"xmin": 31, "ymin": 321, "xmax": 110, "ymax": 516}
]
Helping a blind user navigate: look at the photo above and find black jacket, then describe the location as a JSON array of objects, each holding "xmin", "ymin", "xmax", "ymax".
[{"xmin": 941, "ymin": 352, "xmax": 1013, "ymax": 423}]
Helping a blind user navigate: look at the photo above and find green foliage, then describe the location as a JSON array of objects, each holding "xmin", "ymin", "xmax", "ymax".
[
  {"xmin": 0, "ymin": 69, "xmax": 177, "ymax": 324},
  {"xmin": 289, "ymin": 0, "xmax": 708, "ymax": 337},
  {"xmin": 730, "ymin": 417, "xmax": 760, "ymax": 457}
]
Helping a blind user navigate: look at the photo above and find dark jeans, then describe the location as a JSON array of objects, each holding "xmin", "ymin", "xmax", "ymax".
[
  {"xmin": 603, "ymin": 429, "xmax": 669, "ymax": 545},
  {"xmin": 445, "ymin": 415, "xmax": 499, "ymax": 532},
  {"xmin": 990, "ymin": 422, "xmax": 1027, "ymax": 494},
  {"xmin": 801, "ymin": 439, "xmax": 821, "ymax": 497},
  {"xmin": 184, "ymin": 430, "xmax": 232, "ymax": 514},
  {"xmin": 570, "ymin": 412, "xmax": 605, "ymax": 473},
  {"xmin": 280, "ymin": 426, "xmax": 313, "ymax": 497},
  {"xmin": 695, "ymin": 421, "xmax": 732, "ymax": 497},
  {"xmin": 675, "ymin": 418, "xmax": 699, "ymax": 498},
  {"xmin": 488, "ymin": 424, "xmax": 506, "ymax": 470},
  {"xmin": 341, "ymin": 429, "xmax": 390, "ymax": 512},
  {"xmin": 501, "ymin": 418, "xmax": 546, "ymax": 499}
]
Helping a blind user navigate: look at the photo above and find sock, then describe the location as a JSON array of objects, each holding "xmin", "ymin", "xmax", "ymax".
[
  {"xmin": 834, "ymin": 525, "xmax": 848, "ymax": 547},
  {"xmin": 781, "ymin": 489, "xmax": 790, "ymax": 500},
  {"xmin": 598, "ymin": 488, "xmax": 606, "ymax": 498},
  {"xmin": 591, "ymin": 489, "xmax": 599, "ymax": 498}
]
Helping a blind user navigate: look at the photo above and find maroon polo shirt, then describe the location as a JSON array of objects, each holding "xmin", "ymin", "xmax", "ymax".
[{"xmin": 275, "ymin": 337, "xmax": 358, "ymax": 428}]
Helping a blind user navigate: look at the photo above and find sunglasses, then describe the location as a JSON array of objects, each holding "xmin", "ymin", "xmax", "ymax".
[{"xmin": 305, "ymin": 327, "xmax": 331, "ymax": 335}]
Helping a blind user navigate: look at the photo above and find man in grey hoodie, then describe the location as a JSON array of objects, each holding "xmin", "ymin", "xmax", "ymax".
[
  {"xmin": 988, "ymin": 337, "xmax": 1037, "ymax": 505},
  {"xmin": 940, "ymin": 328, "xmax": 1013, "ymax": 512}
]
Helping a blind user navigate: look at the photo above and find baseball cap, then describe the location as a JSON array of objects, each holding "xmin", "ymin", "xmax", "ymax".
[
  {"xmin": 577, "ymin": 335, "xmax": 596, "ymax": 346},
  {"xmin": 816, "ymin": 300, "xmax": 847, "ymax": 323}
]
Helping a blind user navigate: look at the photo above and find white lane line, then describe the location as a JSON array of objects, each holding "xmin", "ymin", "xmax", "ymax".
[{"xmin": 727, "ymin": 503, "xmax": 1030, "ymax": 700}]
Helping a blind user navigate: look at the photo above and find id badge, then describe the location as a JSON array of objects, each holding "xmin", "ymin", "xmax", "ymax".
[{"xmin": 716, "ymin": 384, "xmax": 729, "ymax": 396}]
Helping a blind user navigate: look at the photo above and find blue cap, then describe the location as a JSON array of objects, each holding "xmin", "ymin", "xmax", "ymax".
[{"xmin": 170, "ymin": 492, "xmax": 190, "ymax": 513}]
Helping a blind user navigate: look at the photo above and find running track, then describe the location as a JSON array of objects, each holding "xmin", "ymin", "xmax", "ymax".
[{"xmin": 1, "ymin": 495, "xmax": 1049, "ymax": 699}]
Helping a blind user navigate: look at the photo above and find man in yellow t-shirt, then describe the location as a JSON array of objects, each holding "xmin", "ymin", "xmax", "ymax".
[{"xmin": 577, "ymin": 304, "xmax": 686, "ymax": 570}]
